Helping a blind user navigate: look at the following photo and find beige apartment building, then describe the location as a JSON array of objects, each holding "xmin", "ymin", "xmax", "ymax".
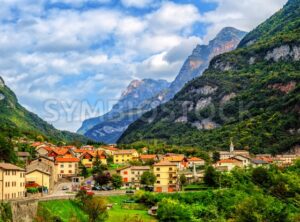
[
  {"xmin": 55, "ymin": 157, "xmax": 80, "ymax": 178},
  {"xmin": 117, "ymin": 166, "xmax": 150, "ymax": 187},
  {"xmin": 0, "ymin": 163, "xmax": 26, "ymax": 201},
  {"xmin": 113, "ymin": 149, "xmax": 139, "ymax": 164},
  {"xmin": 153, "ymin": 161, "xmax": 178, "ymax": 193}
]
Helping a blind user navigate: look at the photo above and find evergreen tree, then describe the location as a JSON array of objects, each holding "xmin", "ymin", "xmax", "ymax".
[{"xmin": 92, "ymin": 151, "xmax": 103, "ymax": 174}]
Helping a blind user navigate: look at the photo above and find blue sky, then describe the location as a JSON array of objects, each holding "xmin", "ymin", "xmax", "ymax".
[{"xmin": 0, "ymin": 0, "xmax": 287, "ymax": 132}]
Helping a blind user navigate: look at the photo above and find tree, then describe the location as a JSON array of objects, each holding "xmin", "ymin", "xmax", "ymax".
[
  {"xmin": 141, "ymin": 171, "xmax": 156, "ymax": 186},
  {"xmin": 94, "ymin": 172, "xmax": 111, "ymax": 186},
  {"xmin": 212, "ymin": 151, "xmax": 220, "ymax": 163},
  {"xmin": 203, "ymin": 166, "xmax": 219, "ymax": 187},
  {"xmin": 0, "ymin": 202, "xmax": 12, "ymax": 222},
  {"xmin": 0, "ymin": 135, "xmax": 16, "ymax": 163},
  {"xmin": 79, "ymin": 162, "xmax": 89, "ymax": 178},
  {"xmin": 252, "ymin": 167, "xmax": 271, "ymax": 188},
  {"xmin": 179, "ymin": 175, "xmax": 187, "ymax": 190},
  {"xmin": 157, "ymin": 198, "xmax": 193, "ymax": 222},
  {"xmin": 92, "ymin": 153, "xmax": 103, "ymax": 174},
  {"xmin": 111, "ymin": 174, "xmax": 122, "ymax": 189},
  {"xmin": 235, "ymin": 195, "xmax": 289, "ymax": 222},
  {"xmin": 85, "ymin": 197, "xmax": 108, "ymax": 222},
  {"xmin": 36, "ymin": 135, "xmax": 44, "ymax": 142},
  {"xmin": 75, "ymin": 189, "xmax": 92, "ymax": 206},
  {"xmin": 75, "ymin": 190, "xmax": 108, "ymax": 222}
]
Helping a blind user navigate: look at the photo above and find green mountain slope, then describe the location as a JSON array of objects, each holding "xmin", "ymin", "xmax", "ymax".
[
  {"xmin": 118, "ymin": 0, "xmax": 300, "ymax": 154},
  {"xmin": 0, "ymin": 77, "xmax": 89, "ymax": 143}
]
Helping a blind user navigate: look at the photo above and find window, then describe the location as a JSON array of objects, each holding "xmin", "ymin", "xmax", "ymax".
[
  {"xmin": 169, "ymin": 174, "xmax": 173, "ymax": 178},
  {"xmin": 69, "ymin": 164, "xmax": 72, "ymax": 168},
  {"xmin": 124, "ymin": 171, "xmax": 128, "ymax": 175},
  {"xmin": 156, "ymin": 174, "xmax": 160, "ymax": 177},
  {"xmin": 156, "ymin": 168, "xmax": 160, "ymax": 171},
  {"xmin": 156, "ymin": 181, "xmax": 160, "ymax": 184},
  {"xmin": 61, "ymin": 170, "xmax": 64, "ymax": 173},
  {"xmin": 69, "ymin": 170, "xmax": 72, "ymax": 174},
  {"xmin": 169, "ymin": 167, "xmax": 173, "ymax": 171},
  {"xmin": 61, "ymin": 164, "xmax": 64, "ymax": 168},
  {"xmin": 169, "ymin": 181, "xmax": 173, "ymax": 184}
]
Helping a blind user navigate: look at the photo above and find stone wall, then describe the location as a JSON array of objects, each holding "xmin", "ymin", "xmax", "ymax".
[{"xmin": 11, "ymin": 199, "xmax": 38, "ymax": 222}]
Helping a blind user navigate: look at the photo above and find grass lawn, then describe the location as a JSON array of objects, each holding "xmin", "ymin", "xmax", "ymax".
[
  {"xmin": 38, "ymin": 200, "xmax": 88, "ymax": 222},
  {"xmin": 37, "ymin": 195, "xmax": 157, "ymax": 222},
  {"xmin": 107, "ymin": 196, "xmax": 157, "ymax": 222},
  {"xmin": 108, "ymin": 163, "xmax": 125, "ymax": 170}
]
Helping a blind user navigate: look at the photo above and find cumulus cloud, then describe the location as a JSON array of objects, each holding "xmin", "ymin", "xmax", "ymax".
[
  {"xmin": 121, "ymin": 0, "xmax": 154, "ymax": 8},
  {"xmin": 201, "ymin": 0, "xmax": 288, "ymax": 41},
  {"xmin": 146, "ymin": 2, "xmax": 200, "ymax": 34}
]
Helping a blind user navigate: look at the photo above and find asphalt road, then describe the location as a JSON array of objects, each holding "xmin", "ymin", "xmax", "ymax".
[{"xmin": 46, "ymin": 182, "xmax": 126, "ymax": 199}]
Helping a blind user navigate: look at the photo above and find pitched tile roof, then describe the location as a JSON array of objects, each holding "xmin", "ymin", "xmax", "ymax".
[
  {"xmin": 154, "ymin": 161, "xmax": 177, "ymax": 166},
  {"xmin": 52, "ymin": 148, "xmax": 69, "ymax": 155},
  {"xmin": 163, "ymin": 155, "xmax": 185, "ymax": 162},
  {"xmin": 131, "ymin": 166, "xmax": 151, "ymax": 170},
  {"xmin": 188, "ymin": 157, "xmax": 203, "ymax": 162},
  {"xmin": 55, "ymin": 157, "xmax": 80, "ymax": 163},
  {"xmin": 0, "ymin": 163, "xmax": 25, "ymax": 171},
  {"xmin": 114, "ymin": 149, "xmax": 137, "ymax": 155},
  {"xmin": 140, "ymin": 154, "xmax": 157, "ymax": 159},
  {"xmin": 217, "ymin": 159, "xmax": 241, "ymax": 164}
]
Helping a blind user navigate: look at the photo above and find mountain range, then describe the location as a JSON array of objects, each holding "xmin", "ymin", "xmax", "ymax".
[
  {"xmin": 78, "ymin": 27, "xmax": 246, "ymax": 143},
  {"xmin": 118, "ymin": 0, "xmax": 300, "ymax": 154},
  {"xmin": 77, "ymin": 79, "xmax": 170, "ymax": 143}
]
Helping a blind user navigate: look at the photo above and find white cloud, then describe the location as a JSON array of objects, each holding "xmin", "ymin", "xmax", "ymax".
[
  {"xmin": 50, "ymin": 0, "xmax": 111, "ymax": 6},
  {"xmin": 201, "ymin": 0, "xmax": 288, "ymax": 41},
  {"xmin": 135, "ymin": 51, "xmax": 183, "ymax": 81},
  {"xmin": 121, "ymin": 0, "xmax": 153, "ymax": 8},
  {"xmin": 147, "ymin": 2, "xmax": 200, "ymax": 34}
]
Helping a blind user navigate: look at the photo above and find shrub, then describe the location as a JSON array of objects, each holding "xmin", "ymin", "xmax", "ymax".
[
  {"xmin": 27, "ymin": 187, "xmax": 39, "ymax": 193},
  {"xmin": 157, "ymin": 198, "xmax": 193, "ymax": 222}
]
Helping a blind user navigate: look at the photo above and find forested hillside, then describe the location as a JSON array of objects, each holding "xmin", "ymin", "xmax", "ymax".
[{"xmin": 118, "ymin": 0, "xmax": 300, "ymax": 154}]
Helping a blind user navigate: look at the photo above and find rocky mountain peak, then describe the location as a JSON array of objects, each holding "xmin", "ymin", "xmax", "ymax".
[
  {"xmin": 162, "ymin": 27, "xmax": 246, "ymax": 102},
  {"xmin": 121, "ymin": 79, "xmax": 143, "ymax": 98}
]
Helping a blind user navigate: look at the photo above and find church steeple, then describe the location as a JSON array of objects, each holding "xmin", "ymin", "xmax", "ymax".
[{"xmin": 230, "ymin": 138, "xmax": 234, "ymax": 153}]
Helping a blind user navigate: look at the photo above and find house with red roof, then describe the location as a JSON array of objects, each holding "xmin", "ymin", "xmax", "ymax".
[
  {"xmin": 55, "ymin": 157, "xmax": 80, "ymax": 178},
  {"xmin": 187, "ymin": 157, "xmax": 205, "ymax": 167},
  {"xmin": 80, "ymin": 150, "xmax": 107, "ymax": 168},
  {"xmin": 139, "ymin": 154, "xmax": 158, "ymax": 164}
]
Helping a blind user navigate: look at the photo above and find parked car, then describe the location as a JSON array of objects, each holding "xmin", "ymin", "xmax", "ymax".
[
  {"xmin": 62, "ymin": 186, "xmax": 69, "ymax": 191},
  {"xmin": 92, "ymin": 186, "xmax": 101, "ymax": 191},
  {"xmin": 144, "ymin": 186, "xmax": 154, "ymax": 192},
  {"xmin": 106, "ymin": 186, "xmax": 113, "ymax": 190},
  {"xmin": 101, "ymin": 186, "xmax": 108, "ymax": 191}
]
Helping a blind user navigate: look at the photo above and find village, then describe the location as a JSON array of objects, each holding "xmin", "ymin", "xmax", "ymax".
[{"xmin": 0, "ymin": 139, "xmax": 299, "ymax": 201}]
